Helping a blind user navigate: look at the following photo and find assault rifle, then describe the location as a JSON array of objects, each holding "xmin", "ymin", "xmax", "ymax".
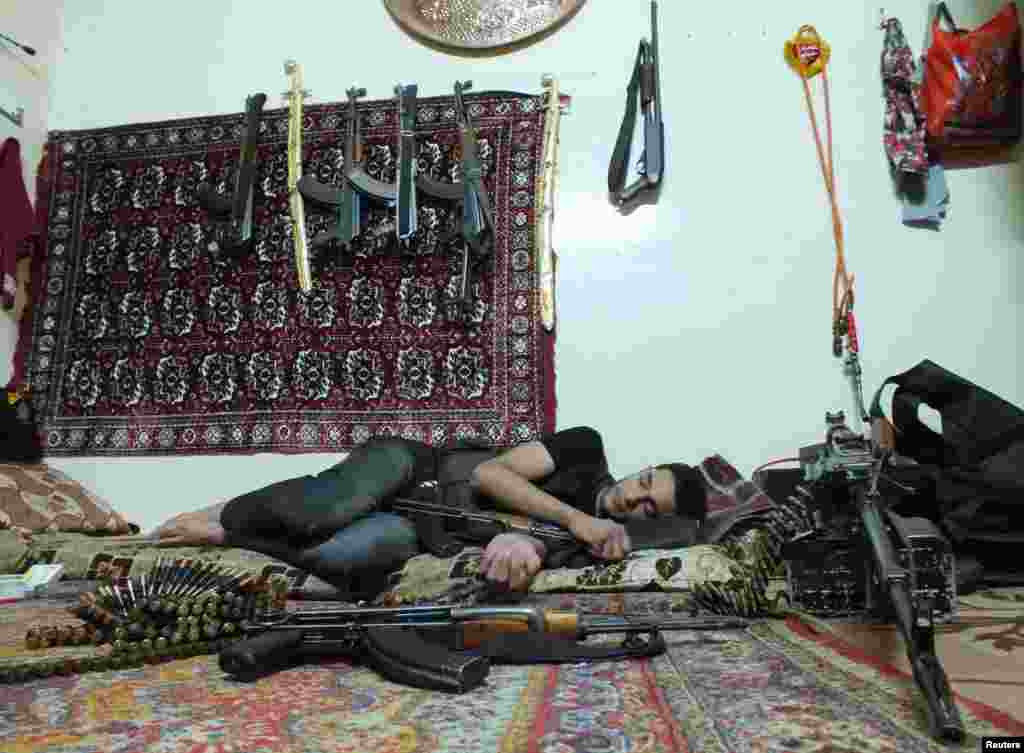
[
  {"xmin": 416, "ymin": 81, "xmax": 495, "ymax": 323},
  {"xmin": 220, "ymin": 602, "xmax": 750, "ymax": 691},
  {"xmin": 788, "ymin": 347, "xmax": 965, "ymax": 742},
  {"xmin": 198, "ymin": 92, "xmax": 267, "ymax": 259},
  {"xmin": 387, "ymin": 495, "xmax": 704, "ymax": 557},
  {"xmin": 297, "ymin": 86, "xmax": 396, "ymax": 252},
  {"xmin": 390, "ymin": 495, "xmax": 575, "ymax": 552},
  {"xmin": 394, "ymin": 82, "xmax": 420, "ymax": 244},
  {"xmin": 450, "ymin": 80, "xmax": 494, "ymax": 322},
  {"xmin": 608, "ymin": 0, "xmax": 664, "ymax": 209}
]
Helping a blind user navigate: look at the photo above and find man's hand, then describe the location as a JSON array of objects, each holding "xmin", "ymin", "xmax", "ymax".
[
  {"xmin": 150, "ymin": 512, "xmax": 226, "ymax": 547},
  {"xmin": 568, "ymin": 514, "xmax": 631, "ymax": 560},
  {"xmin": 480, "ymin": 533, "xmax": 546, "ymax": 592}
]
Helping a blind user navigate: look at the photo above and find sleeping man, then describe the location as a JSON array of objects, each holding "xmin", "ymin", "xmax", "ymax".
[{"xmin": 152, "ymin": 426, "xmax": 722, "ymax": 596}]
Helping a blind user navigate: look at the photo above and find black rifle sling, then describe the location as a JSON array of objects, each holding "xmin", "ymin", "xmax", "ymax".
[{"xmin": 607, "ymin": 42, "xmax": 645, "ymax": 197}]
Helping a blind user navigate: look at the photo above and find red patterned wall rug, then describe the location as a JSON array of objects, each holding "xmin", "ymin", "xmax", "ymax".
[{"xmin": 16, "ymin": 89, "xmax": 556, "ymax": 456}]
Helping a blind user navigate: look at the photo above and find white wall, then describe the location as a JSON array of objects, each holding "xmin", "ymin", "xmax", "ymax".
[
  {"xmin": 0, "ymin": 0, "xmax": 63, "ymax": 382},
  {"xmin": 19, "ymin": 0, "xmax": 1024, "ymax": 533}
]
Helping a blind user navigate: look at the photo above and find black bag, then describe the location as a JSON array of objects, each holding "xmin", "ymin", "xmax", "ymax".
[
  {"xmin": 0, "ymin": 389, "xmax": 42, "ymax": 463},
  {"xmin": 869, "ymin": 359, "xmax": 1024, "ymax": 579}
]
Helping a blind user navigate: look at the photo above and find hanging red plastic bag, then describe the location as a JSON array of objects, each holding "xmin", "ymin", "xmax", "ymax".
[{"xmin": 921, "ymin": 2, "xmax": 1021, "ymax": 141}]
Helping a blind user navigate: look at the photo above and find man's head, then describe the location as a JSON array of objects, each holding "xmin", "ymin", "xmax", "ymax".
[{"xmin": 600, "ymin": 464, "xmax": 707, "ymax": 522}]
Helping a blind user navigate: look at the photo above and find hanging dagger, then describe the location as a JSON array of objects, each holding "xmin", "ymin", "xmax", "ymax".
[
  {"xmin": 537, "ymin": 75, "xmax": 568, "ymax": 332},
  {"xmin": 283, "ymin": 60, "xmax": 312, "ymax": 291}
]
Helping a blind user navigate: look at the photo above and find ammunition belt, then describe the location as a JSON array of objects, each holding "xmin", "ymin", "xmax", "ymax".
[
  {"xmin": 0, "ymin": 635, "xmax": 246, "ymax": 684},
  {"xmin": 2, "ymin": 558, "xmax": 287, "ymax": 684},
  {"xmin": 690, "ymin": 490, "xmax": 817, "ymax": 618}
]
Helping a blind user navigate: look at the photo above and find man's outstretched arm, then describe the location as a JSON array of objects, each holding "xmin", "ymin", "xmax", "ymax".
[
  {"xmin": 470, "ymin": 441, "xmax": 630, "ymax": 560},
  {"xmin": 470, "ymin": 441, "xmax": 576, "ymax": 527}
]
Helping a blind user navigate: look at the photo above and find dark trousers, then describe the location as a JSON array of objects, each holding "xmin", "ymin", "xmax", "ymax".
[{"xmin": 219, "ymin": 438, "xmax": 440, "ymax": 598}]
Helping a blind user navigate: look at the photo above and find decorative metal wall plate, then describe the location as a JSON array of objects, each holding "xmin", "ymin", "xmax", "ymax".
[{"xmin": 383, "ymin": 0, "xmax": 586, "ymax": 53}]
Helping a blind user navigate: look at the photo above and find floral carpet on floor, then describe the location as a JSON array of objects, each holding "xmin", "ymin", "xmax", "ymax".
[
  {"xmin": 0, "ymin": 590, "xmax": 1022, "ymax": 752},
  {"xmin": 18, "ymin": 88, "xmax": 556, "ymax": 457}
]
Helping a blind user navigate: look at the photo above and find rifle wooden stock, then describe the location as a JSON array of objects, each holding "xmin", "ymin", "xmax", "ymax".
[
  {"xmin": 459, "ymin": 610, "xmax": 580, "ymax": 648},
  {"xmin": 457, "ymin": 610, "xmax": 752, "ymax": 650}
]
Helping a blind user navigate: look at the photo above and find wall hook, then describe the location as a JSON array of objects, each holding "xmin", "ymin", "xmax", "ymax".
[{"xmin": 0, "ymin": 105, "xmax": 23, "ymax": 127}]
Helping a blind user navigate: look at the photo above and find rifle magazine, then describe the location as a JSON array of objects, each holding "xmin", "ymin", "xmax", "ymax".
[
  {"xmin": 196, "ymin": 184, "xmax": 234, "ymax": 216},
  {"xmin": 363, "ymin": 625, "xmax": 490, "ymax": 693}
]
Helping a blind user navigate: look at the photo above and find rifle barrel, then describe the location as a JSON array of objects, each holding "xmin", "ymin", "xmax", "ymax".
[
  {"xmin": 254, "ymin": 604, "xmax": 546, "ymax": 631},
  {"xmin": 389, "ymin": 497, "xmax": 578, "ymax": 543}
]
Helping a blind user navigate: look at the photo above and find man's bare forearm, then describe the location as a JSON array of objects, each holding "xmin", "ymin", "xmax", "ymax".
[{"xmin": 471, "ymin": 463, "xmax": 585, "ymax": 529}]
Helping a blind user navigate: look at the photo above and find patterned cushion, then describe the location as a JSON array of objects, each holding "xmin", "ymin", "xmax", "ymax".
[
  {"xmin": 376, "ymin": 543, "xmax": 754, "ymax": 605},
  {"xmin": 16, "ymin": 531, "xmax": 343, "ymax": 600},
  {"xmin": 0, "ymin": 463, "xmax": 138, "ymax": 536}
]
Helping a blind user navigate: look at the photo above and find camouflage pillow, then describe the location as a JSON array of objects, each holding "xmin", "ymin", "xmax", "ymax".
[
  {"xmin": 0, "ymin": 463, "xmax": 138, "ymax": 536},
  {"xmin": 377, "ymin": 544, "xmax": 752, "ymax": 606}
]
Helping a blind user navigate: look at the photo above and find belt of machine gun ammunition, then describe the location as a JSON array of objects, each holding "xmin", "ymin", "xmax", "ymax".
[
  {"xmin": 1, "ymin": 558, "xmax": 289, "ymax": 684},
  {"xmin": 690, "ymin": 487, "xmax": 817, "ymax": 618}
]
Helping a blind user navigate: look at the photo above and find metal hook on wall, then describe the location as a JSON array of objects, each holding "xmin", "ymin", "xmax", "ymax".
[{"xmin": 0, "ymin": 105, "xmax": 24, "ymax": 127}]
